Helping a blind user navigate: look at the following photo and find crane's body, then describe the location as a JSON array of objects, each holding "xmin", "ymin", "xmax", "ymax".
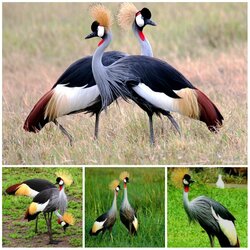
[
  {"xmin": 90, "ymin": 180, "xmax": 120, "ymax": 241},
  {"xmin": 6, "ymin": 178, "xmax": 56, "ymax": 198},
  {"xmin": 182, "ymin": 174, "xmax": 239, "ymax": 247},
  {"xmin": 23, "ymin": 51, "xmax": 125, "ymax": 144},
  {"xmin": 24, "ymin": 177, "xmax": 68, "ymax": 244},
  {"xmin": 119, "ymin": 172, "xmax": 138, "ymax": 235},
  {"xmin": 86, "ymin": 4, "xmax": 223, "ymax": 145}
]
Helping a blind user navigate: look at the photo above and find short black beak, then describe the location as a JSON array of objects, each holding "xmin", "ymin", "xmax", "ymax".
[
  {"xmin": 190, "ymin": 179, "xmax": 195, "ymax": 184},
  {"xmin": 145, "ymin": 19, "xmax": 157, "ymax": 26},
  {"xmin": 85, "ymin": 31, "xmax": 97, "ymax": 39}
]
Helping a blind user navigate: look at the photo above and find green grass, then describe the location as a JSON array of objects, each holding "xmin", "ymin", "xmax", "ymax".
[
  {"xmin": 85, "ymin": 167, "xmax": 165, "ymax": 247},
  {"xmin": 2, "ymin": 167, "xmax": 83, "ymax": 247},
  {"xmin": 167, "ymin": 168, "xmax": 248, "ymax": 247},
  {"xmin": 3, "ymin": 3, "xmax": 247, "ymax": 164}
]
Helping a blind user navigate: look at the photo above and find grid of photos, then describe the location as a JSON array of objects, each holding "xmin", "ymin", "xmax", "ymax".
[{"xmin": 2, "ymin": 1, "xmax": 248, "ymax": 249}]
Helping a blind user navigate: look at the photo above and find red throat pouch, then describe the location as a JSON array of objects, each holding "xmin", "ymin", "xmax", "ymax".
[
  {"xmin": 138, "ymin": 31, "xmax": 145, "ymax": 41},
  {"xmin": 98, "ymin": 39, "xmax": 104, "ymax": 46},
  {"xmin": 184, "ymin": 186, "xmax": 189, "ymax": 192}
]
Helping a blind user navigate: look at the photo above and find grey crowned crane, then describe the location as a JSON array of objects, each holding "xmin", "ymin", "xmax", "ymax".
[
  {"xmin": 6, "ymin": 178, "xmax": 56, "ymax": 233},
  {"xmin": 182, "ymin": 174, "xmax": 240, "ymax": 247},
  {"xmin": 90, "ymin": 180, "xmax": 120, "ymax": 241},
  {"xmin": 23, "ymin": 4, "xmax": 161, "ymax": 145},
  {"xmin": 85, "ymin": 5, "xmax": 223, "ymax": 145},
  {"xmin": 119, "ymin": 171, "xmax": 138, "ymax": 235},
  {"xmin": 24, "ymin": 172, "xmax": 73, "ymax": 244},
  {"xmin": 117, "ymin": 3, "xmax": 181, "ymax": 140}
]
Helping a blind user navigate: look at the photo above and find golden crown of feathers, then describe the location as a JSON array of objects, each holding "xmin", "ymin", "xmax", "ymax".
[
  {"xmin": 117, "ymin": 3, "xmax": 138, "ymax": 30},
  {"xmin": 170, "ymin": 168, "xmax": 189, "ymax": 188},
  {"xmin": 90, "ymin": 4, "xmax": 112, "ymax": 28},
  {"xmin": 55, "ymin": 170, "xmax": 73, "ymax": 186},
  {"xmin": 109, "ymin": 179, "xmax": 120, "ymax": 190},
  {"xmin": 119, "ymin": 171, "xmax": 130, "ymax": 181}
]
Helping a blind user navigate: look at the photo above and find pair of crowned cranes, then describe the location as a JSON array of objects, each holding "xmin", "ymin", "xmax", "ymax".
[
  {"xmin": 90, "ymin": 171, "xmax": 138, "ymax": 239},
  {"xmin": 5, "ymin": 172, "xmax": 75, "ymax": 244},
  {"xmin": 23, "ymin": 3, "xmax": 223, "ymax": 145}
]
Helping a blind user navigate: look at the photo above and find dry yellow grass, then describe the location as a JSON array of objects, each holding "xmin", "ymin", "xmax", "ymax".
[{"xmin": 3, "ymin": 3, "xmax": 247, "ymax": 165}]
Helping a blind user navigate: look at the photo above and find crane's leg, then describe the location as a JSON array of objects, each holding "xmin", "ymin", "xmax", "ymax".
[
  {"xmin": 109, "ymin": 228, "xmax": 114, "ymax": 242},
  {"xmin": 94, "ymin": 112, "xmax": 100, "ymax": 140},
  {"xmin": 148, "ymin": 114, "xmax": 155, "ymax": 145},
  {"xmin": 54, "ymin": 120, "xmax": 73, "ymax": 146},
  {"xmin": 165, "ymin": 113, "xmax": 181, "ymax": 136},
  {"xmin": 208, "ymin": 234, "xmax": 214, "ymax": 247},
  {"xmin": 34, "ymin": 216, "xmax": 39, "ymax": 233}
]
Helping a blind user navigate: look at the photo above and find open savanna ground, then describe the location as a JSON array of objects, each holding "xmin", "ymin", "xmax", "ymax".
[
  {"xmin": 85, "ymin": 167, "xmax": 165, "ymax": 247},
  {"xmin": 167, "ymin": 167, "xmax": 247, "ymax": 247},
  {"xmin": 2, "ymin": 167, "xmax": 82, "ymax": 247},
  {"xmin": 3, "ymin": 3, "xmax": 247, "ymax": 164}
]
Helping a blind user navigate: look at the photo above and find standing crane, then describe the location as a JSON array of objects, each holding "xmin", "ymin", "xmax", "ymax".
[
  {"xmin": 23, "ymin": 4, "xmax": 167, "ymax": 145},
  {"xmin": 118, "ymin": 3, "xmax": 181, "ymax": 138},
  {"xmin": 119, "ymin": 171, "xmax": 138, "ymax": 235},
  {"xmin": 24, "ymin": 172, "xmax": 73, "ymax": 244},
  {"xmin": 85, "ymin": 4, "xmax": 223, "ymax": 145},
  {"xmin": 182, "ymin": 174, "xmax": 239, "ymax": 247},
  {"xmin": 89, "ymin": 179, "xmax": 120, "ymax": 241}
]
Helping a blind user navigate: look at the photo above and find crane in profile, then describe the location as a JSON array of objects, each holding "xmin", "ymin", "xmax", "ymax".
[
  {"xmin": 119, "ymin": 171, "xmax": 138, "ymax": 235},
  {"xmin": 85, "ymin": 4, "xmax": 223, "ymax": 145},
  {"xmin": 182, "ymin": 174, "xmax": 239, "ymax": 247},
  {"xmin": 24, "ymin": 172, "xmax": 73, "ymax": 244},
  {"xmin": 118, "ymin": 3, "xmax": 181, "ymax": 139},
  {"xmin": 23, "ymin": 3, "xmax": 172, "ymax": 145},
  {"xmin": 89, "ymin": 180, "xmax": 120, "ymax": 241}
]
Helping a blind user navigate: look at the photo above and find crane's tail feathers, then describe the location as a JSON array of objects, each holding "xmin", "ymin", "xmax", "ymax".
[
  {"xmin": 196, "ymin": 89, "xmax": 223, "ymax": 131},
  {"xmin": 5, "ymin": 183, "xmax": 21, "ymax": 195},
  {"xmin": 5, "ymin": 183, "xmax": 32, "ymax": 197},
  {"xmin": 23, "ymin": 90, "xmax": 54, "ymax": 132},
  {"xmin": 174, "ymin": 88, "xmax": 223, "ymax": 131},
  {"xmin": 24, "ymin": 207, "xmax": 39, "ymax": 221}
]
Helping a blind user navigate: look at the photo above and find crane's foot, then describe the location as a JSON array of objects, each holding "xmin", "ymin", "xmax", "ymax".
[{"xmin": 48, "ymin": 239, "xmax": 61, "ymax": 245}]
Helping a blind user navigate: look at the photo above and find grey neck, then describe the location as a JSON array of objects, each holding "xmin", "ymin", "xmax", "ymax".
[
  {"xmin": 132, "ymin": 22, "xmax": 153, "ymax": 57},
  {"xmin": 91, "ymin": 30, "xmax": 129, "ymax": 109},
  {"xmin": 110, "ymin": 190, "xmax": 117, "ymax": 212}
]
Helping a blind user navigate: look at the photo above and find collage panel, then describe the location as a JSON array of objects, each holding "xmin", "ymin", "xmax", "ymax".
[
  {"xmin": 167, "ymin": 167, "xmax": 247, "ymax": 248},
  {"xmin": 85, "ymin": 167, "xmax": 165, "ymax": 247},
  {"xmin": 2, "ymin": 2, "xmax": 247, "ymax": 165},
  {"xmin": 2, "ymin": 167, "xmax": 83, "ymax": 247}
]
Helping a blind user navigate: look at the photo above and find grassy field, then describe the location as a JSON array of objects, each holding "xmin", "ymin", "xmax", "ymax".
[
  {"xmin": 167, "ymin": 167, "xmax": 248, "ymax": 247},
  {"xmin": 2, "ymin": 167, "xmax": 83, "ymax": 247},
  {"xmin": 3, "ymin": 3, "xmax": 247, "ymax": 165},
  {"xmin": 85, "ymin": 167, "xmax": 165, "ymax": 247}
]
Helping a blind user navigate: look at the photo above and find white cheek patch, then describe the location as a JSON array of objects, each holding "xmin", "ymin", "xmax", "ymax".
[
  {"xmin": 183, "ymin": 179, "xmax": 189, "ymax": 185},
  {"xmin": 97, "ymin": 26, "xmax": 105, "ymax": 37},
  {"xmin": 136, "ymin": 14, "xmax": 144, "ymax": 27},
  {"xmin": 59, "ymin": 180, "xmax": 64, "ymax": 185},
  {"xmin": 115, "ymin": 186, "xmax": 119, "ymax": 191}
]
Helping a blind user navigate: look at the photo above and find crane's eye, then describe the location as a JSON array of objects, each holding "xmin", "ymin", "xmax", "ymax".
[
  {"xmin": 183, "ymin": 179, "xmax": 189, "ymax": 185},
  {"xmin": 135, "ymin": 13, "xmax": 144, "ymax": 27},
  {"xmin": 97, "ymin": 26, "xmax": 105, "ymax": 37}
]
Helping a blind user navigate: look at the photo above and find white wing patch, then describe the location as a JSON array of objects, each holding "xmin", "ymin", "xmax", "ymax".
[
  {"xmin": 45, "ymin": 84, "xmax": 100, "ymax": 120},
  {"xmin": 211, "ymin": 206, "xmax": 237, "ymax": 246},
  {"xmin": 92, "ymin": 218, "xmax": 107, "ymax": 233},
  {"xmin": 37, "ymin": 200, "xmax": 50, "ymax": 212},
  {"xmin": 132, "ymin": 83, "xmax": 176, "ymax": 112},
  {"xmin": 132, "ymin": 215, "xmax": 138, "ymax": 231}
]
